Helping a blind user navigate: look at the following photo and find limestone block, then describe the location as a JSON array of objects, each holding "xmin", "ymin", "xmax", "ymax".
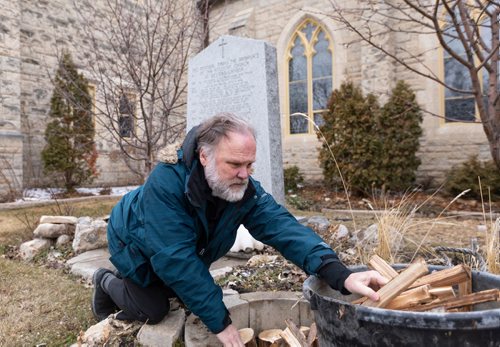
[
  {"xmin": 19, "ymin": 238, "xmax": 51, "ymax": 261},
  {"xmin": 224, "ymin": 294, "xmax": 249, "ymax": 329},
  {"xmin": 240, "ymin": 291, "xmax": 302, "ymax": 333},
  {"xmin": 66, "ymin": 248, "xmax": 115, "ymax": 282},
  {"xmin": 39, "ymin": 215, "xmax": 78, "ymax": 224},
  {"xmin": 183, "ymin": 315, "xmax": 222, "ymax": 347},
  {"xmin": 307, "ymin": 216, "xmax": 331, "ymax": 232},
  {"xmin": 79, "ymin": 318, "xmax": 111, "ymax": 347},
  {"xmin": 33, "ymin": 223, "xmax": 71, "ymax": 238},
  {"xmin": 56, "ymin": 234, "xmax": 72, "ymax": 247},
  {"xmin": 136, "ymin": 309, "xmax": 186, "ymax": 347},
  {"xmin": 72, "ymin": 219, "xmax": 108, "ymax": 253},
  {"xmin": 332, "ymin": 224, "xmax": 350, "ymax": 241}
]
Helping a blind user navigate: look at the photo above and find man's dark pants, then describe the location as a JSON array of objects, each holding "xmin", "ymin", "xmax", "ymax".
[{"xmin": 103, "ymin": 274, "xmax": 177, "ymax": 324}]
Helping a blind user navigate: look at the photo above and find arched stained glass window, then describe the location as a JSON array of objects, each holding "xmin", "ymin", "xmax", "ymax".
[{"xmin": 286, "ymin": 20, "xmax": 333, "ymax": 134}]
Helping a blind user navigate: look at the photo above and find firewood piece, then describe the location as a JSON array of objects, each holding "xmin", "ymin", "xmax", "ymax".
[
  {"xmin": 362, "ymin": 258, "xmax": 429, "ymax": 308},
  {"xmin": 280, "ymin": 319, "xmax": 308, "ymax": 347},
  {"xmin": 368, "ymin": 254, "xmax": 399, "ymax": 280},
  {"xmin": 409, "ymin": 264, "xmax": 470, "ymax": 289},
  {"xmin": 280, "ymin": 328, "xmax": 303, "ymax": 347},
  {"xmin": 306, "ymin": 323, "xmax": 318, "ymax": 347},
  {"xmin": 458, "ymin": 266, "xmax": 473, "ymax": 311},
  {"xmin": 385, "ymin": 284, "xmax": 433, "ymax": 310},
  {"xmin": 258, "ymin": 329, "xmax": 284, "ymax": 347},
  {"xmin": 351, "ymin": 296, "xmax": 367, "ymax": 305},
  {"xmin": 299, "ymin": 326, "xmax": 310, "ymax": 337},
  {"xmin": 429, "ymin": 286, "xmax": 456, "ymax": 300},
  {"xmin": 408, "ymin": 288, "xmax": 500, "ymax": 312},
  {"xmin": 239, "ymin": 328, "xmax": 257, "ymax": 347}
]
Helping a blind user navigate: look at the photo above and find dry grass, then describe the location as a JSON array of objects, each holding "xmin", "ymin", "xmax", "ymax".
[
  {"xmin": 0, "ymin": 197, "xmax": 120, "ymax": 345},
  {"xmin": 0, "ymin": 258, "xmax": 93, "ymax": 346},
  {"xmin": 485, "ymin": 218, "xmax": 500, "ymax": 273}
]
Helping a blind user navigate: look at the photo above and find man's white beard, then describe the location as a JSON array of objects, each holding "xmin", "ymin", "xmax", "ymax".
[{"xmin": 204, "ymin": 157, "xmax": 249, "ymax": 202}]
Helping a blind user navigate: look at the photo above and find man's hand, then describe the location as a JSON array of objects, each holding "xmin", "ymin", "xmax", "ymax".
[
  {"xmin": 216, "ymin": 324, "xmax": 245, "ymax": 347},
  {"xmin": 343, "ymin": 270, "xmax": 388, "ymax": 301}
]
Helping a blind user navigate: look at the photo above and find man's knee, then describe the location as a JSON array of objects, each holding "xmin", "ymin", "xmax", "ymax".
[{"xmin": 144, "ymin": 306, "xmax": 169, "ymax": 325}]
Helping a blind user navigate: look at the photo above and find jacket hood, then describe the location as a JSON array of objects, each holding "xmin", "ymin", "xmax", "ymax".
[{"xmin": 182, "ymin": 125, "xmax": 199, "ymax": 169}]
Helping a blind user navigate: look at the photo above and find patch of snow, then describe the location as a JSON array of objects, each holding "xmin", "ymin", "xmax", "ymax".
[{"xmin": 15, "ymin": 186, "xmax": 139, "ymax": 203}]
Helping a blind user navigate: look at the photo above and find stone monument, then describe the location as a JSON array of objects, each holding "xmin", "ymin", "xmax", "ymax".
[{"xmin": 187, "ymin": 35, "xmax": 284, "ymax": 204}]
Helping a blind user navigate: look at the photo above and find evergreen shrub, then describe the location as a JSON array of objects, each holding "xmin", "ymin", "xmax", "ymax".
[
  {"xmin": 444, "ymin": 156, "xmax": 500, "ymax": 200},
  {"xmin": 318, "ymin": 80, "xmax": 422, "ymax": 195},
  {"xmin": 42, "ymin": 52, "xmax": 97, "ymax": 192},
  {"xmin": 284, "ymin": 165, "xmax": 304, "ymax": 191}
]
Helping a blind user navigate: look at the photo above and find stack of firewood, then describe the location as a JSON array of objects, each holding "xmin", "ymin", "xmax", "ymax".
[
  {"xmin": 238, "ymin": 319, "xmax": 318, "ymax": 347},
  {"xmin": 353, "ymin": 254, "xmax": 500, "ymax": 312}
]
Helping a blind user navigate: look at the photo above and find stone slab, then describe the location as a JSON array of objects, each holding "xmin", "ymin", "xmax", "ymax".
[
  {"xmin": 184, "ymin": 314, "xmax": 222, "ymax": 347},
  {"xmin": 137, "ymin": 309, "xmax": 186, "ymax": 347},
  {"xmin": 224, "ymin": 294, "xmax": 250, "ymax": 329},
  {"xmin": 187, "ymin": 35, "xmax": 284, "ymax": 204},
  {"xmin": 39, "ymin": 215, "xmax": 78, "ymax": 224},
  {"xmin": 66, "ymin": 248, "xmax": 115, "ymax": 282}
]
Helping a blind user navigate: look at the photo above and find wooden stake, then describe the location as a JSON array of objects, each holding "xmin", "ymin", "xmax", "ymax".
[
  {"xmin": 368, "ymin": 254, "xmax": 399, "ymax": 280},
  {"xmin": 385, "ymin": 284, "xmax": 432, "ymax": 310},
  {"xmin": 257, "ymin": 329, "xmax": 283, "ymax": 347},
  {"xmin": 362, "ymin": 258, "xmax": 429, "ymax": 308},
  {"xmin": 409, "ymin": 264, "xmax": 470, "ymax": 289},
  {"xmin": 408, "ymin": 288, "xmax": 500, "ymax": 312},
  {"xmin": 239, "ymin": 328, "xmax": 257, "ymax": 347}
]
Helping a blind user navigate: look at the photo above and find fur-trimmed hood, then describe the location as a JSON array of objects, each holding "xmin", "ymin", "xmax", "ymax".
[{"xmin": 156, "ymin": 125, "xmax": 199, "ymax": 167}]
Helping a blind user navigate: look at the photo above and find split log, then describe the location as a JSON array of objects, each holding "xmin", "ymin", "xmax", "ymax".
[
  {"xmin": 280, "ymin": 328, "xmax": 303, "ymax": 347},
  {"xmin": 409, "ymin": 264, "xmax": 470, "ymax": 289},
  {"xmin": 367, "ymin": 254, "xmax": 399, "ymax": 280},
  {"xmin": 279, "ymin": 319, "xmax": 308, "ymax": 347},
  {"xmin": 428, "ymin": 286, "xmax": 456, "ymax": 300},
  {"xmin": 362, "ymin": 258, "xmax": 429, "ymax": 308},
  {"xmin": 257, "ymin": 329, "xmax": 283, "ymax": 347},
  {"xmin": 458, "ymin": 266, "xmax": 472, "ymax": 311},
  {"xmin": 239, "ymin": 328, "xmax": 257, "ymax": 347},
  {"xmin": 306, "ymin": 322, "xmax": 318, "ymax": 347},
  {"xmin": 408, "ymin": 288, "xmax": 500, "ymax": 312},
  {"xmin": 385, "ymin": 284, "xmax": 432, "ymax": 310}
]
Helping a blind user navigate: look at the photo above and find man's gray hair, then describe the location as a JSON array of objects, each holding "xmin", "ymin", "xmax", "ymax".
[{"xmin": 196, "ymin": 113, "xmax": 256, "ymax": 154}]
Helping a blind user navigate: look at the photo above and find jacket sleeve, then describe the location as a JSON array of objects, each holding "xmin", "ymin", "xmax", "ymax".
[
  {"xmin": 141, "ymin": 165, "xmax": 229, "ymax": 333},
  {"xmin": 243, "ymin": 182, "xmax": 352, "ymax": 291}
]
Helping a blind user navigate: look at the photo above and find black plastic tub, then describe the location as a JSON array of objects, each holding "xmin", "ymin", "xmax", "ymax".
[{"xmin": 303, "ymin": 265, "xmax": 500, "ymax": 347}]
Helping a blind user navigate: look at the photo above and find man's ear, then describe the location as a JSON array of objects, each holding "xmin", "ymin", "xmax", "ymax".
[{"xmin": 199, "ymin": 148, "xmax": 208, "ymax": 167}]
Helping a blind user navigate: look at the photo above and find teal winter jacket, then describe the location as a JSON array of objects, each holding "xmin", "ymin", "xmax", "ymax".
[{"xmin": 107, "ymin": 131, "xmax": 346, "ymax": 333}]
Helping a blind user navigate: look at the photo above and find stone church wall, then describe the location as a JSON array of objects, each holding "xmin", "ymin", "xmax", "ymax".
[
  {"xmin": 0, "ymin": 0, "xmax": 144, "ymax": 198},
  {"xmin": 208, "ymin": 0, "xmax": 491, "ymax": 186}
]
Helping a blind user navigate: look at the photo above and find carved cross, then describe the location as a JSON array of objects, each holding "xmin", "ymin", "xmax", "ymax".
[{"xmin": 219, "ymin": 38, "xmax": 228, "ymax": 59}]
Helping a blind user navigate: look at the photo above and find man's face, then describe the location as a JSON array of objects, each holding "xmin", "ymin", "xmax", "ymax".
[{"xmin": 200, "ymin": 131, "xmax": 256, "ymax": 202}]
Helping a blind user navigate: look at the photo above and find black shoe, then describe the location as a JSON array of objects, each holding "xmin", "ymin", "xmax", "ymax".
[{"xmin": 91, "ymin": 268, "xmax": 118, "ymax": 321}]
